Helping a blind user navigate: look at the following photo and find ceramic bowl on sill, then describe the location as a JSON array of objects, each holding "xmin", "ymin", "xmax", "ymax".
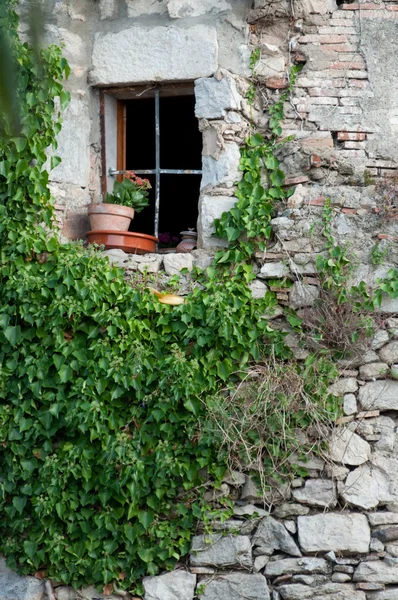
[{"xmin": 87, "ymin": 230, "xmax": 158, "ymax": 254}]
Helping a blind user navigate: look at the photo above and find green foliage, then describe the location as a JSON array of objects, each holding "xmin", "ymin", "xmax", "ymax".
[
  {"xmin": 104, "ymin": 174, "xmax": 150, "ymax": 213},
  {"xmin": 213, "ymin": 66, "xmax": 300, "ymax": 265},
  {"xmin": 374, "ymin": 268, "xmax": 398, "ymax": 305},
  {"xmin": 246, "ymin": 48, "xmax": 260, "ymax": 105}
]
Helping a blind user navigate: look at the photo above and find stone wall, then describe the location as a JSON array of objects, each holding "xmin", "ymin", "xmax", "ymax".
[{"xmin": 9, "ymin": 0, "xmax": 398, "ymax": 599}]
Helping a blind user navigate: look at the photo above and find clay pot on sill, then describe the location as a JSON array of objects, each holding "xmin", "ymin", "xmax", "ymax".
[
  {"xmin": 87, "ymin": 230, "xmax": 158, "ymax": 254},
  {"xmin": 87, "ymin": 203, "xmax": 135, "ymax": 232}
]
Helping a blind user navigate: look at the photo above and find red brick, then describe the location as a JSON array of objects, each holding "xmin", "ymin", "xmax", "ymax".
[
  {"xmin": 349, "ymin": 79, "xmax": 370, "ymax": 87},
  {"xmin": 302, "ymin": 137, "xmax": 334, "ymax": 148},
  {"xmin": 378, "ymin": 234, "xmax": 398, "ymax": 241},
  {"xmin": 344, "ymin": 141, "xmax": 366, "ymax": 149},
  {"xmin": 265, "ymin": 76, "xmax": 289, "ymax": 89},
  {"xmin": 331, "ymin": 61, "xmax": 366, "ymax": 69},
  {"xmin": 320, "ymin": 44, "xmax": 357, "ymax": 52},
  {"xmin": 284, "ymin": 176, "xmax": 310, "ymax": 186},
  {"xmin": 307, "ymin": 196, "xmax": 326, "ymax": 206},
  {"xmin": 386, "ymin": 4, "xmax": 398, "ymax": 9},
  {"xmin": 342, "ymin": 2, "xmax": 381, "ymax": 8},
  {"xmin": 337, "ymin": 132, "xmax": 366, "ymax": 140},
  {"xmin": 311, "ymin": 154, "xmax": 323, "ymax": 167},
  {"xmin": 341, "ymin": 208, "xmax": 357, "ymax": 214},
  {"xmin": 299, "ymin": 34, "xmax": 348, "ymax": 44}
]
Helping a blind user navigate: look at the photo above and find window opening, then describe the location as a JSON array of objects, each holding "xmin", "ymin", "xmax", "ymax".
[{"xmin": 108, "ymin": 87, "xmax": 202, "ymax": 245}]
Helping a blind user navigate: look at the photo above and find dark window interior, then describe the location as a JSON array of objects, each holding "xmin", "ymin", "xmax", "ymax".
[{"xmin": 124, "ymin": 95, "xmax": 202, "ymax": 243}]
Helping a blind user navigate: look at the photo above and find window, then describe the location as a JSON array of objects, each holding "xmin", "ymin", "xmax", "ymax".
[{"xmin": 100, "ymin": 84, "xmax": 202, "ymax": 245}]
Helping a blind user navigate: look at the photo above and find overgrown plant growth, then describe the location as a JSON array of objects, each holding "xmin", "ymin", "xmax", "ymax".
[
  {"xmin": 0, "ymin": 4, "xmax": 304, "ymax": 592},
  {"xmin": 1, "ymin": 5, "xmax": 392, "ymax": 594}
]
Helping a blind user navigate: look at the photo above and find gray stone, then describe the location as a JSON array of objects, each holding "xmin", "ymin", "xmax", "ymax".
[
  {"xmin": 328, "ymin": 377, "xmax": 358, "ymax": 396},
  {"xmin": 392, "ymin": 365, "xmax": 398, "ymax": 379},
  {"xmin": 198, "ymin": 573, "xmax": 270, "ymax": 600},
  {"xmin": 344, "ymin": 394, "xmax": 357, "ymax": 416},
  {"xmin": 54, "ymin": 587, "xmax": 76, "ymax": 600},
  {"xmin": 276, "ymin": 583, "xmax": 366, "ymax": 600},
  {"xmin": 51, "ymin": 98, "xmax": 90, "ymax": 187},
  {"xmin": 372, "ymin": 330, "xmax": 390, "ymax": 350},
  {"xmin": 292, "ymin": 479, "xmax": 337, "ymax": 508},
  {"xmin": 329, "ymin": 428, "xmax": 371, "ymax": 466},
  {"xmin": 126, "ymin": 0, "xmax": 167, "ymax": 16},
  {"xmin": 99, "ymin": 0, "xmax": 116, "ymax": 19},
  {"xmin": 249, "ymin": 280, "xmax": 268, "ymax": 299},
  {"xmin": 368, "ymin": 513, "xmax": 398, "ymax": 526},
  {"xmin": 191, "ymin": 249, "xmax": 213, "ymax": 270},
  {"xmin": 233, "ymin": 504, "xmax": 268, "ymax": 517},
  {"xmin": 370, "ymin": 538, "xmax": 385, "ymax": 552},
  {"xmin": 201, "ymin": 144, "xmax": 241, "ymax": 189},
  {"xmin": 241, "ymin": 476, "xmax": 262, "ymax": 503},
  {"xmin": 332, "ymin": 573, "xmax": 352, "ymax": 583},
  {"xmin": 143, "ymin": 571, "xmax": 196, "ymax": 600},
  {"xmin": 288, "ymin": 454, "xmax": 325, "ymax": 471},
  {"xmin": 253, "ymin": 517, "xmax": 301, "ymax": 557},
  {"xmin": 265, "ymin": 558, "xmax": 331, "ymax": 578},
  {"xmin": 195, "ymin": 76, "xmax": 241, "ymax": 119},
  {"xmin": 254, "ymin": 555, "xmax": 269, "ymax": 572},
  {"xmin": 325, "ymin": 464, "xmax": 350, "ymax": 481},
  {"xmin": 168, "ymin": 0, "xmax": 231, "ymax": 19},
  {"xmin": 79, "ymin": 587, "xmax": 126, "ymax": 600},
  {"xmin": 289, "ymin": 282, "xmax": 319, "ymax": 309},
  {"xmin": 222, "ymin": 471, "xmax": 246, "ymax": 486},
  {"xmin": 359, "ymin": 362, "xmax": 388, "ymax": 380},
  {"xmin": 163, "ymin": 253, "xmax": 193, "ymax": 275},
  {"xmin": 354, "ymin": 561, "xmax": 398, "ymax": 584},
  {"xmin": 0, "ymin": 573, "xmax": 45, "ymax": 600},
  {"xmin": 284, "ymin": 520, "xmax": 297, "ymax": 535},
  {"xmin": 297, "ymin": 513, "xmax": 370, "ymax": 554},
  {"xmin": 386, "ymin": 543, "xmax": 398, "ymax": 557},
  {"xmin": 359, "ymin": 381, "xmax": 398, "ymax": 411},
  {"xmin": 367, "ymin": 590, "xmax": 398, "ymax": 600},
  {"xmin": 190, "ymin": 535, "xmax": 252, "ymax": 568},
  {"xmin": 91, "ymin": 25, "xmax": 218, "ymax": 85},
  {"xmin": 379, "ymin": 342, "xmax": 398, "ymax": 365},
  {"xmin": 273, "ymin": 503, "xmax": 310, "ymax": 518},
  {"xmin": 258, "ymin": 262, "xmax": 290, "ymax": 279},
  {"xmin": 378, "ymin": 296, "xmax": 398, "ymax": 314},
  {"xmin": 198, "ymin": 195, "xmax": 237, "ymax": 248}
]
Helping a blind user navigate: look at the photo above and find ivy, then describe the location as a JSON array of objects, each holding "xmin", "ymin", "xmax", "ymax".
[{"xmin": 213, "ymin": 66, "xmax": 301, "ymax": 265}]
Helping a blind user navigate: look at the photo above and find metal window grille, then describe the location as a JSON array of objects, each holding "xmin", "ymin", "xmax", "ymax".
[{"xmin": 109, "ymin": 88, "xmax": 202, "ymax": 239}]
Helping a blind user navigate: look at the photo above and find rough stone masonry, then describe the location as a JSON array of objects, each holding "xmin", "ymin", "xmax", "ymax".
[{"xmin": 11, "ymin": 0, "xmax": 398, "ymax": 598}]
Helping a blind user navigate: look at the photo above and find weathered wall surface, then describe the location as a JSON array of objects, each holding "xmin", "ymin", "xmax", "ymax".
[{"xmin": 10, "ymin": 0, "xmax": 398, "ymax": 599}]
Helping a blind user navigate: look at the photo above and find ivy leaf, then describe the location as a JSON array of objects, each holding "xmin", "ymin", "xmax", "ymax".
[
  {"xmin": 4, "ymin": 326, "xmax": 22, "ymax": 346},
  {"xmin": 58, "ymin": 364, "xmax": 73, "ymax": 383},
  {"xmin": 50, "ymin": 155, "xmax": 61, "ymax": 170}
]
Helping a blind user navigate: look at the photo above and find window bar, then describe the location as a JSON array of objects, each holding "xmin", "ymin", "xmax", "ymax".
[{"xmin": 154, "ymin": 88, "xmax": 161, "ymax": 240}]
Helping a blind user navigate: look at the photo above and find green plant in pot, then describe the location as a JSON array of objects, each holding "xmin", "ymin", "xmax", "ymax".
[{"xmin": 88, "ymin": 171, "xmax": 151, "ymax": 232}]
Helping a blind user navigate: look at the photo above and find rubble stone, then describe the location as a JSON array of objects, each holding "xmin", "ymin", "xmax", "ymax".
[
  {"xmin": 297, "ymin": 513, "xmax": 370, "ymax": 554},
  {"xmin": 292, "ymin": 479, "xmax": 337, "ymax": 508},
  {"xmin": 190, "ymin": 535, "xmax": 252, "ymax": 568},
  {"xmin": 143, "ymin": 571, "xmax": 196, "ymax": 600},
  {"xmin": 253, "ymin": 517, "xmax": 302, "ymax": 557},
  {"xmin": 198, "ymin": 573, "xmax": 270, "ymax": 600}
]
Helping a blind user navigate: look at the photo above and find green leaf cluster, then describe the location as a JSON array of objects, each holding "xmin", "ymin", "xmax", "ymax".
[{"xmin": 104, "ymin": 178, "xmax": 149, "ymax": 213}]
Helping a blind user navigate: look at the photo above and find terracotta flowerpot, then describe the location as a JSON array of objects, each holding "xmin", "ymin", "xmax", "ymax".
[
  {"xmin": 87, "ymin": 230, "xmax": 158, "ymax": 254},
  {"xmin": 88, "ymin": 203, "xmax": 135, "ymax": 232}
]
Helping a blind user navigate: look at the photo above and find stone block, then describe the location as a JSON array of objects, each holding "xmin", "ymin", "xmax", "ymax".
[
  {"xmin": 359, "ymin": 362, "xmax": 388, "ymax": 380},
  {"xmin": 297, "ymin": 513, "xmax": 370, "ymax": 554},
  {"xmin": 163, "ymin": 253, "xmax": 193, "ymax": 275},
  {"xmin": 329, "ymin": 428, "xmax": 371, "ymax": 465},
  {"xmin": 51, "ymin": 98, "xmax": 90, "ymax": 187},
  {"xmin": 99, "ymin": 0, "xmax": 116, "ymax": 19},
  {"xmin": 258, "ymin": 262, "xmax": 290, "ymax": 279},
  {"xmin": 328, "ymin": 377, "xmax": 358, "ymax": 396},
  {"xmin": 195, "ymin": 76, "xmax": 241, "ymax": 119},
  {"xmin": 201, "ymin": 144, "xmax": 241, "ymax": 190},
  {"xmin": 126, "ymin": 0, "xmax": 167, "ymax": 17},
  {"xmin": 0, "ymin": 573, "xmax": 45, "ymax": 600},
  {"xmin": 198, "ymin": 195, "xmax": 236, "ymax": 249},
  {"xmin": 253, "ymin": 517, "xmax": 301, "ymax": 557},
  {"xmin": 190, "ymin": 535, "xmax": 252, "ymax": 568},
  {"xmin": 265, "ymin": 557, "xmax": 331, "ymax": 578},
  {"xmin": 292, "ymin": 479, "xmax": 337, "ymax": 508},
  {"xmin": 168, "ymin": 0, "xmax": 232, "ymax": 19},
  {"xmin": 276, "ymin": 583, "xmax": 366, "ymax": 600},
  {"xmin": 359, "ymin": 380, "xmax": 398, "ymax": 411},
  {"xmin": 143, "ymin": 571, "xmax": 196, "ymax": 600},
  {"xmin": 273, "ymin": 503, "xmax": 310, "ymax": 518},
  {"xmin": 379, "ymin": 342, "xmax": 398, "ymax": 365},
  {"xmin": 91, "ymin": 25, "xmax": 218, "ymax": 85},
  {"xmin": 248, "ymin": 280, "xmax": 268, "ymax": 299},
  {"xmin": 289, "ymin": 282, "xmax": 319, "ymax": 309},
  {"xmin": 198, "ymin": 573, "xmax": 270, "ymax": 600},
  {"xmin": 343, "ymin": 394, "xmax": 357, "ymax": 415},
  {"xmin": 354, "ymin": 561, "xmax": 398, "ymax": 584}
]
